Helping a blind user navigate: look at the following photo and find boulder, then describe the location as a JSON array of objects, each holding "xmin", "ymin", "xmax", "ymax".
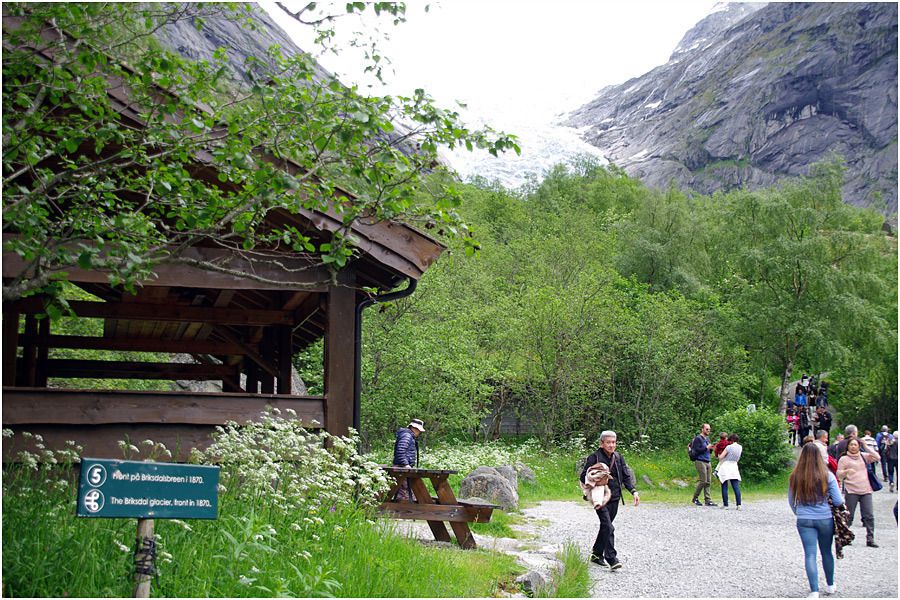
[
  {"xmin": 514, "ymin": 461, "xmax": 537, "ymax": 484},
  {"xmin": 496, "ymin": 465, "xmax": 518, "ymax": 489},
  {"xmin": 672, "ymin": 479, "xmax": 690, "ymax": 489},
  {"xmin": 459, "ymin": 470, "xmax": 518, "ymax": 511},
  {"xmin": 515, "ymin": 571, "xmax": 546, "ymax": 596},
  {"xmin": 642, "ymin": 474, "xmax": 653, "ymax": 487}
]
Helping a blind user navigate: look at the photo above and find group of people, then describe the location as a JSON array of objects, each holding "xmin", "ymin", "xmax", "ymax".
[
  {"xmin": 790, "ymin": 422, "xmax": 897, "ymax": 597},
  {"xmin": 688, "ymin": 423, "xmax": 744, "ymax": 509},
  {"xmin": 786, "ymin": 376, "xmax": 832, "ymax": 446}
]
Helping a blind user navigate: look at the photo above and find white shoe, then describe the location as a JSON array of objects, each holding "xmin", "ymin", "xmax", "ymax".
[
  {"xmin": 808, "ymin": 592, "xmax": 819, "ymax": 598},
  {"xmin": 736, "ymin": 505, "xmax": 742, "ymax": 510},
  {"xmin": 823, "ymin": 584, "xmax": 836, "ymax": 595}
]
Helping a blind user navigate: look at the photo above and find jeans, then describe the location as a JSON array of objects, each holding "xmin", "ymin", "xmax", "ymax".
[
  {"xmin": 721, "ymin": 479, "xmax": 741, "ymax": 506},
  {"xmin": 796, "ymin": 518, "xmax": 835, "ymax": 593},
  {"xmin": 888, "ymin": 459, "xmax": 897, "ymax": 486},
  {"xmin": 845, "ymin": 492, "xmax": 875, "ymax": 543},
  {"xmin": 591, "ymin": 497, "xmax": 620, "ymax": 562},
  {"xmin": 693, "ymin": 461, "xmax": 711, "ymax": 503}
]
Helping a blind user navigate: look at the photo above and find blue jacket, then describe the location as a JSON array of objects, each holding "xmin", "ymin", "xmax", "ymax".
[
  {"xmin": 393, "ymin": 427, "xmax": 418, "ymax": 467},
  {"xmin": 789, "ymin": 471, "xmax": 843, "ymax": 520},
  {"xmin": 691, "ymin": 435, "xmax": 711, "ymax": 462}
]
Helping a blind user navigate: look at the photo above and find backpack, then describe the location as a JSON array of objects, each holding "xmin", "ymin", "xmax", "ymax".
[{"xmin": 687, "ymin": 441, "xmax": 698, "ymax": 461}]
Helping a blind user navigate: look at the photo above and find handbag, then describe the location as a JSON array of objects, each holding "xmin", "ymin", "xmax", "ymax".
[
  {"xmin": 867, "ymin": 467, "xmax": 884, "ymax": 492},
  {"xmin": 828, "ymin": 494, "xmax": 854, "ymax": 559}
]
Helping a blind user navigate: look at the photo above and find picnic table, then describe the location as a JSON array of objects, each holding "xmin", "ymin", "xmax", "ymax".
[{"xmin": 376, "ymin": 466, "xmax": 500, "ymax": 549}]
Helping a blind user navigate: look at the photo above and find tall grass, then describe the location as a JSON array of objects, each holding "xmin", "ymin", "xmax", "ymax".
[{"xmin": 537, "ymin": 543, "xmax": 591, "ymax": 598}]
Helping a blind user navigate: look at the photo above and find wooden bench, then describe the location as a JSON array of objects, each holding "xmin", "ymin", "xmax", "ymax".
[{"xmin": 376, "ymin": 466, "xmax": 501, "ymax": 549}]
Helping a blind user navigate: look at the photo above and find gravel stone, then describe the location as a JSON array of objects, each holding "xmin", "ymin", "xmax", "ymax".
[{"xmin": 521, "ymin": 491, "xmax": 898, "ymax": 597}]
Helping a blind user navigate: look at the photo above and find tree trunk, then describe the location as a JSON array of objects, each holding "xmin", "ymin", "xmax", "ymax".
[{"xmin": 779, "ymin": 358, "xmax": 794, "ymax": 411}]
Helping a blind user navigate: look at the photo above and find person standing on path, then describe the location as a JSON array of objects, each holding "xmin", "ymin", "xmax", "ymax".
[
  {"xmin": 579, "ymin": 430, "xmax": 640, "ymax": 570},
  {"xmin": 689, "ymin": 423, "xmax": 717, "ymax": 506},
  {"xmin": 717, "ymin": 433, "xmax": 743, "ymax": 509},
  {"xmin": 789, "ymin": 443, "xmax": 845, "ymax": 598},
  {"xmin": 836, "ymin": 437, "xmax": 880, "ymax": 547},
  {"xmin": 885, "ymin": 431, "xmax": 898, "ymax": 493},
  {"xmin": 875, "ymin": 425, "xmax": 891, "ymax": 482},
  {"xmin": 392, "ymin": 418, "xmax": 425, "ymax": 501}
]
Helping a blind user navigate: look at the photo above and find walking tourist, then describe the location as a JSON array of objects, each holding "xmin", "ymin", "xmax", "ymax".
[
  {"xmin": 789, "ymin": 443, "xmax": 844, "ymax": 598},
  {"xmin": 580, "ymin": 430, "xmax": 640, "ymax": 570},
  {"xmin": 717, "ymin": 433, "xmax": 742, "ymax": 509},
  {"xmin": 689, "ymin": 423, "xmax": 716, "ymax": 506},
  {"xmin": 392, "ymin": 418, "xmax": 425, "ymax": 500},
  {"xmin": 787, "ymin": 409, "xmax": 800, "ymax": 446},
  {"xmin": 886, "ymin": 431, "xmax": 898, "ymax": 493},
  {"xmin": 836, "ymin": 437, "xmax": 880, "ymax": 547},
  {"xmin": 875, "ymin": 425, "xmax": 891, "ymax": 481},
  {"xmin": 828, "ymin": 434, "xmax": 844, "ymax": 461}
]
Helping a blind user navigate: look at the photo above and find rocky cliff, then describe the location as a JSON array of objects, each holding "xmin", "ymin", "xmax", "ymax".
[{"xmin": 566, "ymin": 2, "xmax": 898, "ymax": 214}]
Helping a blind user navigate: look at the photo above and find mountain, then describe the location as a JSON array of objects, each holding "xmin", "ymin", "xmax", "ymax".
[{"xmin": 565, "ymin": 2, "xmax": 898, "ymax": 215}]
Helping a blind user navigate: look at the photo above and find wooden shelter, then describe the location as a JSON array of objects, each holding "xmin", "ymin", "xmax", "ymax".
[
  {"xmin": 3, "ymin": 216, "xmax": 442, "ymax": 459},
  {"xmin": 1, "ymin": 13, "xmax": 445, "ymax": 460}
]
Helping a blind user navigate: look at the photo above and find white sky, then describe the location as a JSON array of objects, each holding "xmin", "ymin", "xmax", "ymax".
[{"xmin": 262, "ymin": 0, "xmax": 718, "ymax": 127}]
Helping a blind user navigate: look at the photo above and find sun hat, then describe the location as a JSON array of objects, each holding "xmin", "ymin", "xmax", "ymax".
[{"xmin": 409, "ymin": 418, "xmax": 425, "ymax": 432}]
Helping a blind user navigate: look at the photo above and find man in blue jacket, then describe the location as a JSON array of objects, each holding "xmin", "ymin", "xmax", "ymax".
[
  {"xmin": 393, "ymin": 418, "xmax": 425, "ymax": 501},
  {"xmin": 689, "ymin": 423, "xmax": 717, "ymax": 506}
]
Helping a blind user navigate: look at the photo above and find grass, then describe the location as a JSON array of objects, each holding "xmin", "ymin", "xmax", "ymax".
[
  {"xmin": 2, "ymin": 453, "xmax": 524, "ymax": 598},
  {"xmin": 537, "ymin": 543, "xmax": 591, "ymax": 598}
]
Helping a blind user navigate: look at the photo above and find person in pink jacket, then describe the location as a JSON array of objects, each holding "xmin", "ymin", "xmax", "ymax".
[{"xmin": 836, "ymin": 437, "xmax": 881, "ymax": 547}]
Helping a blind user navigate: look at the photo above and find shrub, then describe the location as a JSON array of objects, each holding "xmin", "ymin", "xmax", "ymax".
[{"xmin": 712, "ymin": 407, "xmax": 793, "ymax": 481}]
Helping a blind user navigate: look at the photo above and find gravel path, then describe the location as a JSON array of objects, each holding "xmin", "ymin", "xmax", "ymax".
[{"xmin": 521, "ymin": 490, "xmax": 898, "ymax": 598}]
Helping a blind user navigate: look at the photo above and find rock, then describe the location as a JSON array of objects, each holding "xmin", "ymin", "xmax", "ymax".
[
  {"xmin": 170, "ymin": 353, "xmax": 308, "ymax": 395},
  {"xmin": 460, "ymin": 470, "xmax": 519, "ymax": 511},
  {"xmin": 515, "ymin": 461, "xmax": 537, "ymax": 485},
  {"xmin": 515, "ymin": 571, "xmax": 546, "ymax": 596},
  {"xmin": 658, "ymin": 481, "xmax": 669, "ymax": 490},
  {"xmin": 565, "ymin": 2, "xmax": 898, "ymax": 215},
  {"xmin": 672, "ymin": 479, "xmax": 690, "ymax": 489},
  {"xmin": 642, "ymin": 474, "xmax": 654, "ymax": 487},
  {"xmin": 496, "ymin": 465, "xmax": 519, "ymax": 490}
]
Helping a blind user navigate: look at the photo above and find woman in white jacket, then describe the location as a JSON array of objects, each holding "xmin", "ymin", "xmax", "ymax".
[{"xmin": 717, "ymin": 433, "xmax": 743, "ymax": 509}]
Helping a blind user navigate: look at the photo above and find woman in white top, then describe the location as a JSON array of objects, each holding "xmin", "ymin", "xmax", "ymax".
[{"xmin": 717, "ymin": 433, "xmax": 743, "ymax": 509}]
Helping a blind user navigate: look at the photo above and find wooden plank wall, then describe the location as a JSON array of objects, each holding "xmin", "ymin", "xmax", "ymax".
[{"xmin": 2, "ymin": 388, "xmax": 325, "ymax": 461}]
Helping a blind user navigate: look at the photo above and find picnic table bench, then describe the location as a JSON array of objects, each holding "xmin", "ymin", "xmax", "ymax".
[{"xmin": 376, "ymin": 466, "xmax": 500, "ymax": 549}]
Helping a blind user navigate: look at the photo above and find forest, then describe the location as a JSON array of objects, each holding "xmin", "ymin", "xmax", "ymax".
[{"xmin": 347, "ymin": 158, "xmax": 897, "ymax": 449}]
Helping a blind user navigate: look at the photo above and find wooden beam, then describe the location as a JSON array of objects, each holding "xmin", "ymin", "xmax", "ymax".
[
  {"xmin": 260, "ymin": 328, "xmax": 275, "ymax": 394},
  {"xmin": 16, "ymin": 299, "xmax": 295, "ymax": 326},
  {"xmin": 213, "ymin": 326, "xmax": 278, "ymax": 378},
  {"xmin": 18, "ymin": 334, "xmax": 247, "ymax": 355},
  {"xmin": 2, "ymin": 388, "xmax": 325, "ymax": 426},
  {"xmin": 324, "ymin": 270, "xmax": 356, "ymax": 437},
  {"xmin": 29, "ymin": 359, "xmax": 234, "ymax": 380},
  {"xmin": 2, "ymin": 236, "xmax": 332, "ymax": 292},
  {"xmin": 3, "ymin": 309, "xmax": 20, "ymax": 386}
]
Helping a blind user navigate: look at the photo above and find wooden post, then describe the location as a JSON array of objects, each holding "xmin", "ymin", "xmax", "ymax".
[
  {"xmin": 245, "ymin": 358, "xmax": 258, "ymax": 394},
  {"xmin": 260, "ymin": 328, "xmax": 275, "ymax": 394},
  {"xmin": 2, "ymin": 308, "xmax": 20, "ymax": 386},
  {"xmin": 133, "ymin": 518, "xmax": 155, "ymax": 598},
  {"xmin": 35, "ymin": 316, "xmax": 50, "ymax": 387},
  {"xmin": 324, "ymin": 269, "xmax": 356, "ymax": 436},
  {"xmin": 277, "ymin": 325, "xmax": 292, "ymax": 395},
  {"xmin": 21, "ymin": 314, "xmax": 37, "ymax": 386}
]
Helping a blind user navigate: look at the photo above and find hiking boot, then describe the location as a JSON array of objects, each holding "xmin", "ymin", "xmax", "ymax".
[
  {"xmin": 866, "ymin": 541, "xmax": 879, "ymax": 548},
  {"xmin": 590, "ymin": 556, "xmax": 607, "ymax": 567},
  {"xmin": 704, "ymin": 501, "xmax": 717, "ymax": 506},
  {"xmin": 608, "ymin": 559, "xmax": 622, "ymax": 570},
  {"xmin": 692, "ymin": 499, "xmax": 702, "ymax": 506}
]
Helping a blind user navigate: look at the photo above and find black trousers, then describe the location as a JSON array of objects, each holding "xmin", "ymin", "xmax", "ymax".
[{"xmin": 591, "ymin": 497, "xmax": 620, "ymax": 562}]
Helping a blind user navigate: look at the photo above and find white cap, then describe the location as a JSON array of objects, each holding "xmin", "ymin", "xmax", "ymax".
[{"xmin": 409, "ymin": 418, "xmax": 425, "ymax": 432}]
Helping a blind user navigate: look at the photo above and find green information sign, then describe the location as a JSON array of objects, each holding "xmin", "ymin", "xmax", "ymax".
[{"xmin": 76, "ymin": 458, "xmax": 220, "ymax": 520}]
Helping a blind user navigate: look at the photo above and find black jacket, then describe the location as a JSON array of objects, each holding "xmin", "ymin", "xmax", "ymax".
[{"xmin": 580, "ymin": 448, "xmax": 637, "ymax": 505}]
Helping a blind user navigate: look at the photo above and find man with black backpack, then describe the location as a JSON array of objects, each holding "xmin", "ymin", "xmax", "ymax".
[
  {"xmin": 579, "ymin": 430, "xmax": 639, "ymax": 570},
  {"xmin": 689, "ymin": 423, "xmax": 717, "ymax": 506}
]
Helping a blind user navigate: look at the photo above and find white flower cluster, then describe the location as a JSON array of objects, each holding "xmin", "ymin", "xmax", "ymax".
[
  {"xmin": 195, "ymin": 409, "xmax": 390, "ymax": 513},
  {"xmin": 420, "ymin": 438, "xmax": 541, "ymax": 475}
]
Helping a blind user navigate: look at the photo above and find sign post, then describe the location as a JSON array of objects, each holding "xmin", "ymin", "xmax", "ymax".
[{"xmin": 77, "ymin": 458, "xmax": 220, "ymax": 597}]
